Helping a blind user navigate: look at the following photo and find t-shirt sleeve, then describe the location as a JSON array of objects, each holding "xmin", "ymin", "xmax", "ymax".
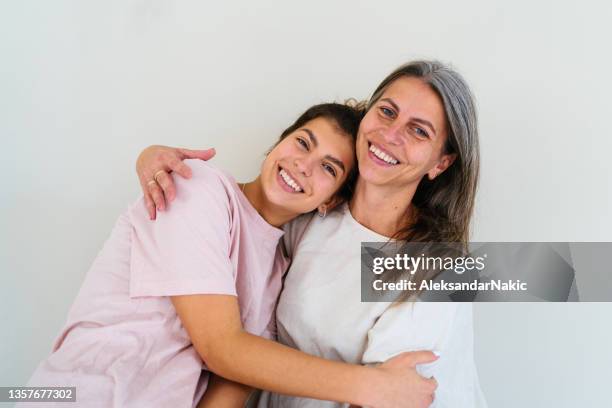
[
  {"xmin": 362, "ymin": 303, "xmax": 484, "ymax": 407},
  {"xmin": 128, "ymin": 163, "xmax": 237, "ymax": 298},
  {"xmin": 362, "ymin": 302, "xmax": 457, "ymax": 366}
]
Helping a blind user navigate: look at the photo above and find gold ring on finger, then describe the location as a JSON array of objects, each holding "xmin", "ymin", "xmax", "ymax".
[{"xmin": 153, "ymin": 170, "xmax": 166, "ymax": 184}]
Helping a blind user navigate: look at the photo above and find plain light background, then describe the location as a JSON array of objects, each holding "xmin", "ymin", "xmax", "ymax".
[{"xmin": 2, "ymin": 1, "xmax": 611, "ymax": 406}]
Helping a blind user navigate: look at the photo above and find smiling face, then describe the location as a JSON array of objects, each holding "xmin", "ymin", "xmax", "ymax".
[
  {"xmin": 260, "ymin": 116, "xmax": 356, "ymax": 215},
  {"xmin": 356, "ymin": 76, "xmax": 456, "ymax": 189}
]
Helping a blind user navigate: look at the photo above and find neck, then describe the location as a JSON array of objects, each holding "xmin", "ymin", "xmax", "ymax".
[
  {"xmin": 349, "ymin": 177, "xmax": 417, "ymax": 237},
  {"xmin": 241, "ymin": 177, "xmax": 298, "ymax": 227}
]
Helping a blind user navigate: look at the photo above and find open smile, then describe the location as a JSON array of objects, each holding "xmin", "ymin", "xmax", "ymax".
[
  {"xmin": 367, "ymin": 142, "xmax": 400, "ymax": 166},
  {"xmin": 277, "ymin": 166, "xmax": 304, "ymax": 193}
]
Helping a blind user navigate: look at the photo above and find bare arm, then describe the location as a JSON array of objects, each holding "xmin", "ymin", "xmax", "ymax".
[
  {"xmin": 136, "ymin": 146, "xmax": 438, "ymax": 407},
  {"xmin": 172, "ymin": 294, "xmax": 438, "ymax": 408},
  {"xmin": 197, "ymin": 374, "xmax": 253, "ymax": 408}
]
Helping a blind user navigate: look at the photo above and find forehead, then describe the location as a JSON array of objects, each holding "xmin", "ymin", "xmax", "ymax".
[
  {"xmin": 302, "ymin": 117, "xmax": 353, "ymax": 146},
  {"xmin": 299, "ymin": 116, "xmax": 355, "ymax": 159},
  {"xmin": 380, "ymin": 77, "xmax": 447, "ymax": 132}
]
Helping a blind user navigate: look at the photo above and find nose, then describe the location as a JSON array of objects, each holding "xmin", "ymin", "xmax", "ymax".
[
  {"xmin": 382, "ymin": 122, "xmax": 404, "ymax": 145},
  {"xmin": 294, "ymin": 156, "xmax": 313, "ymax": 177}
]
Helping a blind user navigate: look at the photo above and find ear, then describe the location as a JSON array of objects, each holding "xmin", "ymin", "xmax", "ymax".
[
  {"xmin": 317, "ymin": 194, "xmax": 345, "ymax": 215},
  {"xmin": 427, "ymin": 153, "xmax": 457, "ymax": 180}
]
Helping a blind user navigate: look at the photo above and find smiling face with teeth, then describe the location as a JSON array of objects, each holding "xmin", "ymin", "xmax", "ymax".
[
  {"xmin": 260, "ymin": 116, "xmax": 356, "ymax": 216},
  {"xmin": 356, "ymin": 76, "xmax": 457, "ymax": 191}
]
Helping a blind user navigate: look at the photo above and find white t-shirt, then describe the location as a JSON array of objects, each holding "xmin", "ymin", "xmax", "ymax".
[{"xmin": 257, "ymin": 203, "xmax": 487, "ymax": 407}]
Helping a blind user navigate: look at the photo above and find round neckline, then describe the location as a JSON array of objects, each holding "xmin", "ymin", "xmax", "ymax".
[
  {"xmin": 230, "ymin": 178, "xmax": 285, "ymax": 239},
  {"xmin": 342, "ymin": 202, "xmax": 394, "ymax": 241}
]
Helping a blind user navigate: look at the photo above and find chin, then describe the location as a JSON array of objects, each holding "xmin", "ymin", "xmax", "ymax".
[{"xmin": 358, "ymin": 160, "xmax": 383, "ymax": 179}]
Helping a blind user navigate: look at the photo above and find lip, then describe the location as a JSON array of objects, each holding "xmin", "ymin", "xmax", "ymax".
[
  {"xmin": 276, "ymin": 165, "xmax": 305, "ymax": 194},
  {"xmin": 367, "ymin": 141, "xmax": 401, "ymax": 167}
]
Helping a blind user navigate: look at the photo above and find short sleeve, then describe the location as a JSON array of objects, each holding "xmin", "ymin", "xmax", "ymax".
[
  {"xmin": 128, "ymin": 162, "xmax": 237, "ymax": 298},
  {"xmin": 362, "ymin": 303, "xmax": 486, "ymax": 407},
  {"xmin": 362, "ymin": 302, "xmax": 458, "ymax": 365}
]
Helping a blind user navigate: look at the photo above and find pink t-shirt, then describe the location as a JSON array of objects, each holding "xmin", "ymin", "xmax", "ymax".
[{"xmin": 24, "ymin": 161, "xmax": 287, "ymax": 407}]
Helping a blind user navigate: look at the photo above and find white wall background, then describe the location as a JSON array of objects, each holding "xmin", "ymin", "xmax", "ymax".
[{"xmin": 1, "ymin": 0, "xmax": 611, "ymax": 406}]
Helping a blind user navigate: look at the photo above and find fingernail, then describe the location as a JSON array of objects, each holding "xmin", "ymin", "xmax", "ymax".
[{"xmin": 433, "ymin": 351, "xmax": 442, "ymax": 357}]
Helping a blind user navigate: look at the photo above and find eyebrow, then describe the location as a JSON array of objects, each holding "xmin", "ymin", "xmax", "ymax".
[
  {"xmin": 302, "ymin": 128, "xmax": 318, "ymax": 147},
  {"xmin": 301, "ymin": 128, "xmax": 346, "ymax": 174},
  {"xmin": 379, "ymin": 98, "xmax": 437, "ymax": 136},
  {"xmin": 324, "ymin": 155, "xmax": 346, "ymax": 173}
]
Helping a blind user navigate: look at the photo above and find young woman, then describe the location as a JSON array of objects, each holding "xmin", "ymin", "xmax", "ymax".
[
  {"xmin": 24, "ymin": 103, "xmax": 439, "ymax": 408},
  {"xmin": 135, "ymin": 60, "xmax": 487, "ymax": 407}
]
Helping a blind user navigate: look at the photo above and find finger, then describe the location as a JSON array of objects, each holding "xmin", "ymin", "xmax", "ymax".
[
  {"xmin": 137, "ymin": 175, "xmax": 157, "ymax": 220},
  {"xmin": 143, "ymin": 192, "xmax": 157, "ymax": 220},
  {"xmin": 155, "ymin": 171, "xmax": 177, "ymax": 202},
  {"xmin": 138, "ymin": 164, "xmax": 160, "ymax": 198},
  {"xmin": 417, "ymin": 395, "xmax": 434, "ymax": 408},
  {"xmin": 148, "ymin": 182, "xmax": 166, "ymax": 211},
  {"xmin": 168, "ymin": 158, "xmax": 192, "ymax": 179},
  {"xmin": 425, "ymin": 376, "xmax": 438, "ymax": 392},
  {"xmin": 178, "ymin": 147, "xmax": 216, "ymax": 161},
  {"xmin": 400, "ymin": 350, "xmax": 439, "ymax": 367}
]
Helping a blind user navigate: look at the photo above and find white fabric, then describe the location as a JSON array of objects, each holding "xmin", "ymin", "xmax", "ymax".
[{"xmin": 257, "ymin": 203, "xmax": 487, "ymax": 407}]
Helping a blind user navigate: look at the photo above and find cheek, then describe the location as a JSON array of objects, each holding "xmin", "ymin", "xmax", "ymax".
[
  {"xmin": 271, "ymin": 143, "xmax": 291, "ymax": 159},
  {"xmin": 356, "ymin": 134, "xmax": 371, "ymax": 160},
  {"xmin": 404, "ymin": 142, "xmax": 436, "ymax": 167},
  {"xmin": 312, "ymin": 174, "xmax": 338, "ymax": 199},
  {"xmin": 272, "ymin": 139, "xmax": 302, "ymax": 158},
  {"xmin": 264, "ymin": 143, "xmax": 297, "ymax": 172},
  {"xmin": 261, "ymin": 153, "xmax": 279, "ymax": 179}
]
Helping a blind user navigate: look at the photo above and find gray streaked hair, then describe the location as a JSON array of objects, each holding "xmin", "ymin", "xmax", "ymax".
[{"xmin": 367, "ymin": 60, "xmax": 480, "ymax": 245}]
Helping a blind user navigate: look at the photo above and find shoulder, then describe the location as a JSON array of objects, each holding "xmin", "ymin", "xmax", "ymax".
[
  {"xmin": 280, "ymin": 204, "xmax": 351, "ymax": 259},
  {"xmin": 171, "ymin": 160, "xmax": 238, "ymax": 210},
  {"xmin": 282, "ymin": 212, "xmax": 316, "ymax": 235},
  {"xmin": 129, "ymin": 160, "xmax": 236, "ymax": 227},
  {"xmin": 281, "ymin": 212, "xmax": 316, "ymax": 259},
  {"xmin": 180, "ymin": 160, "xmax": 236, "ymax": 195},
  {"xmin": 297, "ymin": 202, "xmax": 351, "ymax": 238}
]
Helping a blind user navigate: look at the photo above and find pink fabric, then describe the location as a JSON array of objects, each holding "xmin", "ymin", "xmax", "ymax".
[{"xmin": 24, "ymin": 161, "xmax": 287, "ymax": 407}]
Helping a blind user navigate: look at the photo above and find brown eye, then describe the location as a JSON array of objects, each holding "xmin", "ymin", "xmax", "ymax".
[
  {"xmin": 297, "ymin": 137, "xmax": 309, "ymax": 150},
  {"xmin": 322, "ymin": 163, "xmax": 337, "ymax": 177}
]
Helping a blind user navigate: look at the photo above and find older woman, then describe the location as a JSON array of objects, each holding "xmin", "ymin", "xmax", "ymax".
[{"xmin": 137, "ymin": 61, "xmax": 487, "ymax": 407}]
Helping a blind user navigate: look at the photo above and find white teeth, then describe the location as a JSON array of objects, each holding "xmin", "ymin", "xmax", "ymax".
[
  {"xmin": 279, "ymin": 169, "xmax": 303, "ymax": 192},
  {"xmin": 369, "ymin": 144, "xmax": 398, "ymax": 165}
]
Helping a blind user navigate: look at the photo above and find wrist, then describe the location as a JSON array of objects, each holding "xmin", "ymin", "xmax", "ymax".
[{"xmin": 351, "ymin": 365, "xmax": 383, "ymax": 407}]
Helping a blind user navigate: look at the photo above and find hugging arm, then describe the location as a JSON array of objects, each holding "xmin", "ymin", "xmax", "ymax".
[
  {"xmin": 135, "ymin": 145, "xmax": 438, "ymax": 407},
  {"xmin": 197, "ymin": 373, "xmax": 253, "ymax": 408},
  {"xmin": 361, "ymin": 303, "xmax": 481, "ymax": 407},
  {"xmin": 172, "ymin": 294, "xmax": 438, "ymax": 408}
]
